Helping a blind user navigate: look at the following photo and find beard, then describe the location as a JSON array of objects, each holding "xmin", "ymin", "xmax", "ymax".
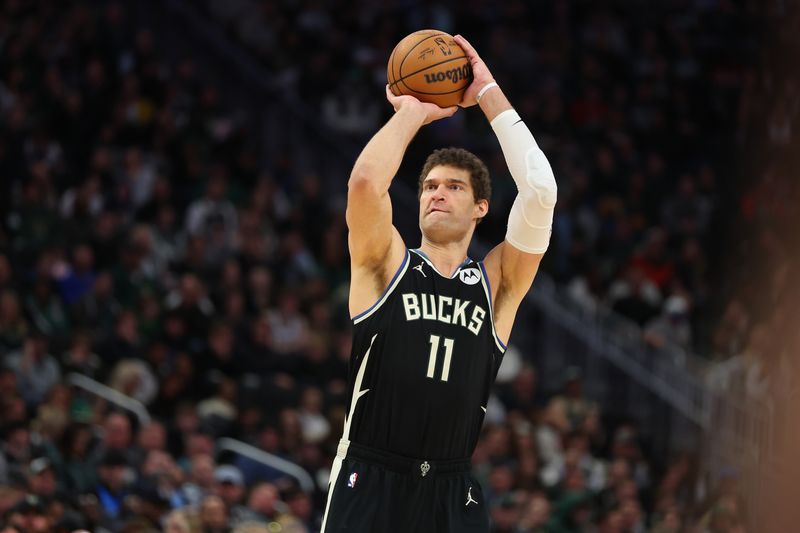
[{"xmin": 419, "ymin": 213, "xmax": 470, "ymax": 244}]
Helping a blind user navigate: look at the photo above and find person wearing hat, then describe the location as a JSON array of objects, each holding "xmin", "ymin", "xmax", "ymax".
[
  {"xmin": 214, "ymin": 465, "xmax": 250, "ymax": 528},
  {"xmin": 93, "ymin": 450, "xmax": 132, "ymax": 531},
  {"xmin": 26, "ymin": 457, "xmax": 57, "ymax": 502},
  {"xmin": 643, "ymin": 294, "xmax": 692, "ymax": 354},
  {"xmin": 121, "ymin": 480, "xmax": 172, "ymax": 532},
  {"xmin": 4, "ymin": 494, "xmax": 51, "ymax": 533}
]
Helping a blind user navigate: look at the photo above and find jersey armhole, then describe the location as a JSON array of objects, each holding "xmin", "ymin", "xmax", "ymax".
[
  {"xmin": 352, "ymin": 250, "xmax": 410, "ymax": 324},
  {"xmin": 478, "ymin": 261, "xmax": 508, "ymax": 352}
]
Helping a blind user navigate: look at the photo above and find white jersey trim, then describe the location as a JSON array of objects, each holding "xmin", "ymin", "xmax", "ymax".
[
  {"xmin": 321, "ymin": 333, "xmax": 377, "ymax": 532},
  {"xmin": 410, "ymin": 249, "xmax": 472, "ymax": 279},
  {"xmin": 478, "ymin": 262, "xmax": 508, "ymax": 353}
]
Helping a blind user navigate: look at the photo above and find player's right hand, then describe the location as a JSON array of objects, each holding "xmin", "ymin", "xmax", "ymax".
[
  {"xmin": 385, "ymin": 85, "xmax": 458, "ymax": 125},
  {"xmin": 453, "ymin": 34, "xmax": 496, "ymax": 108}
]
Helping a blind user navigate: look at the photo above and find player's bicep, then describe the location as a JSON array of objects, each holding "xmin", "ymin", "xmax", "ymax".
[
  {"xmin": 346, "ymin": 177, "xmax": 395, "ymax": 266},
  {"xmin": 501, "ymin": 240, "xmax": 544, "ymax": 300},
  {"xmin": 484, "ymin": 241, "xmax": 544, "ymax": 341}
]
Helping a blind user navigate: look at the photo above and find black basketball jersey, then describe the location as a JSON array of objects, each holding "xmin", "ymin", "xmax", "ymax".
[{"xmin": 343, "ymin": 249, "xmax": 507, "ymax": 460}]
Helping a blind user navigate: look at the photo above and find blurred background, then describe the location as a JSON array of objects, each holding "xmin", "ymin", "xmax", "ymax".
[{"xmin": 0, "ymin": 0, "xmax": 797, "ymax": 532}]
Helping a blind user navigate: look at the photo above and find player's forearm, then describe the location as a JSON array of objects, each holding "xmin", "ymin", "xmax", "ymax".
[
  {"xmin": 486, "ymin": 86, "xmax": 558, "ymax": 254},
  {"xmin": 349, "ymin": 105, "xmax": 427, "ymax": 191},
  {"xmin": 478, "ymin": 83, "xmax": 534, "ymax": 183},
  {"xmin": 477, "ymin": 83, "xmax": 512, "ymax": 122}
]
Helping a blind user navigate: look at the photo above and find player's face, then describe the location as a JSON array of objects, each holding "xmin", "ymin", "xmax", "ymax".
[{"xmin": 419, "ymin": 165, "xmax": 487, "ymax": 243}]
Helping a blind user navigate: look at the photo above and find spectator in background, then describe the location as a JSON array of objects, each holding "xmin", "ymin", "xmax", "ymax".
[
  {"xmin": 185, "ymin": 174, "xmax": 238, "ymax": 247},
  {"xmin": 165, "ymin": 273, "xmax": 214, "ymax": 342},
  {"xmin": 0, "ymin": 290, "xmax": 29, "ymax": 351},
  {"xmin": 199, "ymin": 494, "xmax": 230, "ymax": 533},
  {"xmin": 164, "ymin": 509, "xmax": 196, "ymax": 533},
  {"xmin": 129, "ymin": 420, "xmax": 167, "ymax": 469},
  {"xmin": 196, "ymin": 322, "xmax": 244, "ymax": 392},
  {"xmin": 610, "ymin": 425, "xmax": 651, "ymax": 492},
  {"xmin": 117, "ymin": 147, "xmax": 157, "ymax": 214},
  {"xmin": 629, "ymin": 228, "xmax": 674, "ymax": 292},
  {"xmin": 180, "ymin": 453, "xmax": 217, "ymax": 507},
  {"xmin": 91, "ymin": 412, "xmax": 136, "ymax": 472},
  {"xmin": 26, "ymin": 457, "xmax": 59, "ymax": 502},
  {"xmin": 7, "ymin": 179, "xmax": 59, "ymax": 259},
  {"xmin": 607, "ymin": 265, "xmax": 661, "ymax": 326},
  {"xmin": 644, "ymin": 294, "xmax": 693, "ymax": 357},
  {"xmin": 23, "ymin": 279, "xmax": 70, "ymax": 343},
  {"xmin": 266, "ymin": 289, "xmax": 309, "ymax": 359},
  {"xmin": 71, "ymin": 272, "xmax": 121, "ymax": 336},
  {"xmin": 545, "ymin": 367, "xmax": 598, "ymax": 435},
  {"xmin": 138, "ymin": 449, "xmax": 186, "ymax": 509},
  {"xmin": 244, "ymin": 482, "xmax": 287, "ymax": 524},
  {"xmin": 545, "ymin": 491, "xmax": 592, "ymax": 533},
  {"xmin": 516, "ymin": 492, "xmax": 550, "ymax": 533},
  {"xmin": 5, "ymin": 334, "xmax": 61, "ymax": 408},
  {"xmin": 93, "ymin": 450, "xmax": 132, "ymax": 531},
  {"xmin": 4, "ymin": 494, "xmax": 52, "ymax": 533},
  {"xmin": 54, "ymin": 244, "xmax": 97, "ymax": 307},
  {"xmin": 296, "ymin": 387, "xmax": 329, "ymax": 445},
  {"xmin": 60, "ymin": 332, "xmax": 102, "ymax": 380},
  {"xmin": 47, "ymin": 422, "xmax": 97, "ymax": 493},
  {"xmin": 284, "ymin": 488, "xmax": 317, "ymax": 532},
  {"xmin": 214, "ymin": 465, "xmax": 250, "ymax": 527}
]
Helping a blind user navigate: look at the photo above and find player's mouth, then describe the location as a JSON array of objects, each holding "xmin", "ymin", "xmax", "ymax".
[{"xmin": 428, "ymin": 206, "xmax": 448, "ymax": 214}]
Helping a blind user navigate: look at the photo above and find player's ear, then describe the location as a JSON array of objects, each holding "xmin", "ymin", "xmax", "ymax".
[{"xmin": 474, "ymin": 199, "xmax": 488, "ymax": 221}]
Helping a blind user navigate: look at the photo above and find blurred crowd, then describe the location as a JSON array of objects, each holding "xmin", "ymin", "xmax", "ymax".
[
  {"xmin": 206, "ymin": 0, "xmax": 797, "ymax": 369},
  {"xmin": 205, "ymin": 0, "xmax": 744, "ymax": 358},
  {"xmin": 1, "ymin": 0, "xmax": 795, "ymax": 532}
]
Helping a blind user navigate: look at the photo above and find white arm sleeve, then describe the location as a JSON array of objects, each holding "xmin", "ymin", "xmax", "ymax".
[{"xmin": 490, "ymin": 109, "xmax": 557, "ymax": 254}]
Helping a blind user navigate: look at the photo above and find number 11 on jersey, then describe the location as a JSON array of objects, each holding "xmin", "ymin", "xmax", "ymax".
[{"xmin": 426, "ymin": 334, "xmax": 454, "ymax": 381}]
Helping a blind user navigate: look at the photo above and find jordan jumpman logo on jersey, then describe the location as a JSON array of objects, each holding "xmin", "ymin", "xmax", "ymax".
[{"xmin": 465, "ymin": 486, "xmax": 478, "ymax": 507}]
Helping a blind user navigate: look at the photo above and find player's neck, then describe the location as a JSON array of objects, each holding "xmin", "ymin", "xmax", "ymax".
[{"xmin": 418, "ymin": 238, "xmax": 470, "ymax": 278}]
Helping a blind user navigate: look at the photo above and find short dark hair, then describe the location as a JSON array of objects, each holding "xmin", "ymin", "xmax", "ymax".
[{"xmin": 419, "ymin": 147, "xmax": 491, "ymax": 204}]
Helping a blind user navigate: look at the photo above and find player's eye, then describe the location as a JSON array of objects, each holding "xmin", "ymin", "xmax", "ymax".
[{"xmin": 449, "ymin": 184, "xmax": 462, "ymax": 191}]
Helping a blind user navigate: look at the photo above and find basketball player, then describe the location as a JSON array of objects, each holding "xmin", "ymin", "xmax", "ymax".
[{"xmin": 321, "ymin": 35, "xmax": 557, "ymax": 532}]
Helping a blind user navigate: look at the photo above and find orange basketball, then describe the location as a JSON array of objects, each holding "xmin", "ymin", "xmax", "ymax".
[{"xmin": 387, "ymin": 30, "xmax": 472, "ymax": 108}]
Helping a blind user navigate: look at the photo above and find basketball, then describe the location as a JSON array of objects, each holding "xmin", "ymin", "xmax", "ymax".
[{"xmin": 387, "ymin": 29, "xmax": 472, "ymax": 108}]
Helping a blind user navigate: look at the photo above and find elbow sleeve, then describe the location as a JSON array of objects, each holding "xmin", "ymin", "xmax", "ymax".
[{"xmin": 491, "ymin": 109, "xmax": 557, "ymax": 253}]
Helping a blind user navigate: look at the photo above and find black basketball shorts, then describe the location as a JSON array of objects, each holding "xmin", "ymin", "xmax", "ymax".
[{"xmin": 320, "ymin": 440, "xmax": 490, "ymax": 533}]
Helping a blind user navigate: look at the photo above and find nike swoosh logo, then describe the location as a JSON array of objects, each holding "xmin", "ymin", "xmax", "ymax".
[{"xmin": 513, "ymin": 119, "xmax": 523, "ymax": 126}]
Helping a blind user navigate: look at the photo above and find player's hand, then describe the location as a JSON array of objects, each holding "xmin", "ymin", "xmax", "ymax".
[
  {"xmin": 454, "ymin": 34, "xmax": 496, "ymax": 108},
  {"xmin": 385, "ymin": 85, "xmax": 458, "ymax": 125}
]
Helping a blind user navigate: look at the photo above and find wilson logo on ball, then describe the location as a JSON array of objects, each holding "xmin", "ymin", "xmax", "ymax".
[{"xmin": 424, "ymin": 64, "xmax": 472, "ymax": 85}]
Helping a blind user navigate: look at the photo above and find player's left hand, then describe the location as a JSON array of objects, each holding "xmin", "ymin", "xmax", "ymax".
[
  {"xmin": 385, "ymin": 85, "xmax": 458, "ymax": 125},
  {"xmin": 454, "ymin": 34, "xmax": 496, "ymax": 108}
]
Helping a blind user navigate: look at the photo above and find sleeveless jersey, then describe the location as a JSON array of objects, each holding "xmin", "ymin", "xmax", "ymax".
[{"xmin": 342, "ymin": 249, "xmax": 507, "ymax": 460}]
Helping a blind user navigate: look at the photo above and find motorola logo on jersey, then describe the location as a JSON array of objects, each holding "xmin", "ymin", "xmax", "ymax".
[
  {"xmin": 401, "ymin": 293, "xmax": 486, "ymax": 335},
  {"xmin": 458, "ymin": 268, "xmax": 481, "ymax": 285}
]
